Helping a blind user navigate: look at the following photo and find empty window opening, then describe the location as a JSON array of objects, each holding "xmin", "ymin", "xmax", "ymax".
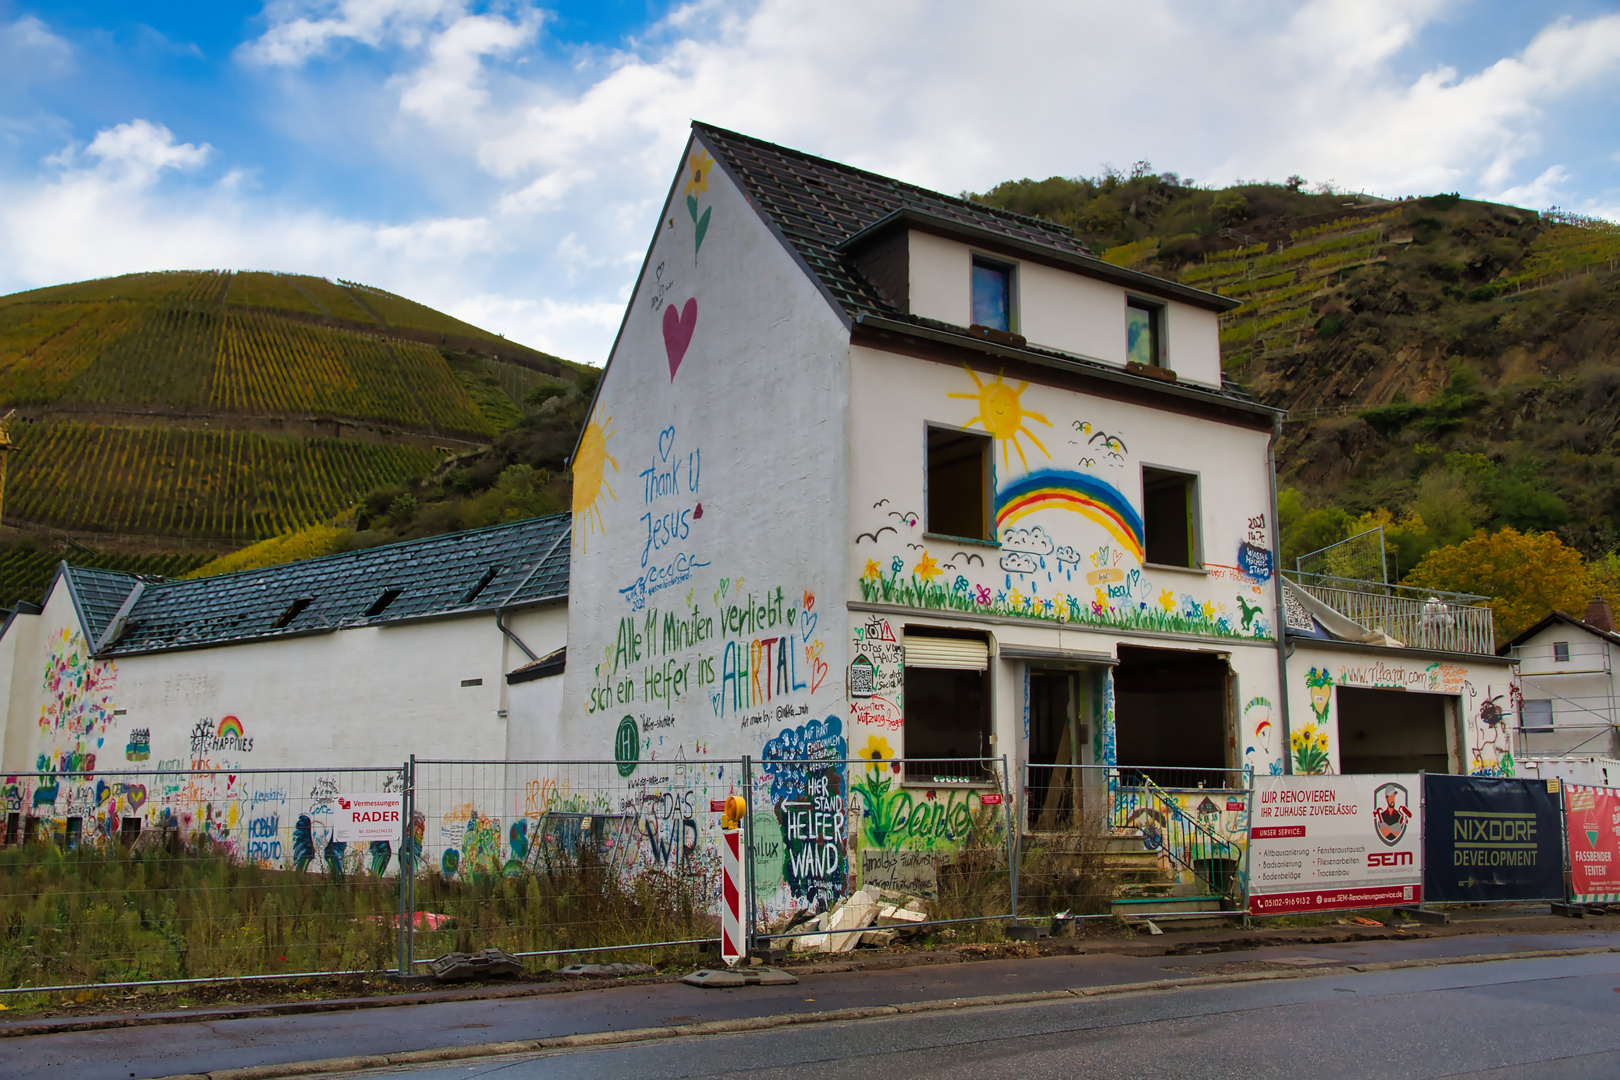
[
  {"xmin": 272, "ymin": 595, "xmax": 314, "ymax": 629},
  {"xmin": 927, "ymin": 426, "xmax": 991, "ymax": 541},
  {"xmin": 1337, "ymin": 687, "xmax": 1452, "ymax": 773},
  {"xmin": 3, "ymin": 812, "xmax": 17, "ymax": 846},
  {"xmin": 23, "ymin": 817, "xmax": 38, "ymax": 845},
  {"xmin": 1126, "ymin": 297, "xmax": 1163, "ymax": 367},
  {"xmin": 1143, "ymin": 467, "xmax": 1199, "ymax": 568},
  {"xmin": 1520, "ymin": 699, "xmax": 1554, "ymax": 732},
  {"xmin": 462, "ymin": 566, "xmax": 501, "ymax": 604},
  {"xmin": 63, "ymin": 816, "xmax": 82, "ymax": 850},
  {"xmin": 120, "ymin": 817, "xmax": 142, "ymax": 847},
  {"xmin": 1027, "ymin": 670, "xmax": 1081, "ymax": 831},
  {"xmin": 1553, "ymin": 641, "xmax": 1570, "ymax": 662},
  {"xmin": 903, "ymin": 631, "xmax": 990, "ymax": 779},
  {"xmin": 364, "ymin": 586, "xmax": 404, "ymax": 618},
  {"xmin": 1113, "ymin": 646, "xmax": 1230, "ymax": 779},
  {"xmin": 971, "ymin": 257, "xmax": 1013, "ymax": 332},
  {"xmin": 461, "ymin": 677, "xmax": 484, "ymax": 687}
]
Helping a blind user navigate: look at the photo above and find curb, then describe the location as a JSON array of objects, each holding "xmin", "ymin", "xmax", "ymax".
[{"xmin": 151, "ymin": 944, "xmax": 1620, "ymax": 1080}]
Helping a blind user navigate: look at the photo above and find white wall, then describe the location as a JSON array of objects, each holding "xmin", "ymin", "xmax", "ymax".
[
  {"xmin": 1284, "ymin": 642, "xmax": 1517, "ymax": 776},
  {"xmin": 844, "ymin": 341, "xmax": 1281, "ymax": 774},
  {"xmin": 558, "ymin": 135, "xmax": 852, "ymax": 907},
  {"xmin": 904, "ymin": 231, "xmax": 1224, "ymax": 386},
  {"xmin": 1510, "ymin": 623, "xmax": 1618, "ymax": 757}
]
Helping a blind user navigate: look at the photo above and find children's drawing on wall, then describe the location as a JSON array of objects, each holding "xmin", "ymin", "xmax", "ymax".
[
  {"xmin": 572, "ymin": 405, "xmax": 617, "ymax": 551},
  {"xmin": 1470, "ymin": 687, "xmax": 1515, "ymax": 777},
  {"xmin": 35, "ymin": 627, "xmax": 118, "ymax": 776},
  {"xmin": 1294, "ymin": 667, "xmax": 1334, "ymax": 774},
  {"xmin": 949, "ymin": 366, "xmax": 1051, "ymax": 470},
  {"xmin": 849, "ymin": 613, "xmax": 903, "ymax": 736},
  {"xmin": 663, "ymin": 298, "xmax": 697, "ymax": 381},
  {"xmin": 1242, "ymin": 696, "xmax": 1283, "ymax": 775},
  {"xmin": 684, "ymin": 148, "xmax": 715, "ymax": 259},
  {"xmin": 619, "ymin": 426, "xmax": 706, "ymax": 611},
  {"xmin": 1071, "ymin": 421, "xmax": 1127, "ymax": 468}
]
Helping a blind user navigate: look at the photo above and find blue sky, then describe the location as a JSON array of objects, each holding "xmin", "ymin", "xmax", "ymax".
[{"xmin": 2, "ymin": 0, "xmax": 1618, "ymax": 364}]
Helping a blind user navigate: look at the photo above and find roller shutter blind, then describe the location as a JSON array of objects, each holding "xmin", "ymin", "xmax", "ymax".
[{"xmin": 902, "ymin": 634, "xmax": 989, "ymax": 671}]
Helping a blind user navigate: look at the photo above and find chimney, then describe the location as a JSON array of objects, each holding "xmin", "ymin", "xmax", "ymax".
[{"xmin": 1584, "ymin": 597, "xmax": 1615, "ymax": 634}]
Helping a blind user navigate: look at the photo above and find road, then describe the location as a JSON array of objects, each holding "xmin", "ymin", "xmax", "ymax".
[
  {"xmin": 328, "ymin": 952, "xmax": 1620, "ymax": 1080},
  {"xmin": 5, "ymin": 930, "xmax": 1618, "ymax": 1079}
]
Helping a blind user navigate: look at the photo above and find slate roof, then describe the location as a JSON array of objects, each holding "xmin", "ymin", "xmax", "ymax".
[
  {"xmin": 41, "ymin": 514, "xmax": 570, "ymax": 658},
  {"xmin": 693, "ymin": 123, "xmax": 1266, "ymax": 413}
]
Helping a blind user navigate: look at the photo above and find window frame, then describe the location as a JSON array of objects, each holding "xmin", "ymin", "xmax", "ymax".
[
  {"xmin": 1126, "ymin": 295, "xmax": 1166, "ymax": 368},
  {"xmin": 1520, "ymin": 699, "xmax": 1555, "ymax": 732},
  {"xmin": 1140, "ymin": 464, "xmax": 1203, "ymax": 570},
  {"xmin": 900, "ymin": 627, "xmax": 994, "ymax": 781},
  {"xmin": 1553, "ymin": 641, "xmax": 1571, "ymax": 662},
  {"xmin": 970, "ymin": 254, "xmax": 1018, "ymax": 333},
  {"xmin": 924, "ymin": 422, "xmax": 995, "ymax": 544}
]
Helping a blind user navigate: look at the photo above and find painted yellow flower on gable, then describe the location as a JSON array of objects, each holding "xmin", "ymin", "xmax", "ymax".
[
  {"xmin": 863, "ymin": 558, "xmax": 882, "ymax": 580},
  {"xmin": 685, "ymin": 150, "xmax": 715, "ymax": 197},
  {"xmin": 913, "ymin": 551, "xmax": 942, "ymax": 581},
  {"xmin": 1158, "ymin": 589, "xmax": 1176, "ymax": 610}
]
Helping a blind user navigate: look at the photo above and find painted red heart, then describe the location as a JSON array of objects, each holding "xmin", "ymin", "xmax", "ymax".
[{"xmin": 663, "ymin": 297, "xmax": 697, "ymax": 381}]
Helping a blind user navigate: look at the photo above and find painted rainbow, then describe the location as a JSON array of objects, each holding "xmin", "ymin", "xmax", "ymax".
[
  {"xmin": 995, "ymin": 469, "xmax": 1145, "ymax": 563},
  {"xmin": 216, "ymin": 715, "xmax": 245, "ymax": 740}
]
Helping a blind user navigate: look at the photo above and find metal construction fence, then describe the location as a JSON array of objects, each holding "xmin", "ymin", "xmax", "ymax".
[{"xmin": 8, "ymin": 759, "xmax": 1610, "ymax": 995}]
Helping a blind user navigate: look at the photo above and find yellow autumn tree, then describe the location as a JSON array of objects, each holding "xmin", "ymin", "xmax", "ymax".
[{"xmin": 1404, "ymin": 527, "xmax": 1590, "ymax": 642}]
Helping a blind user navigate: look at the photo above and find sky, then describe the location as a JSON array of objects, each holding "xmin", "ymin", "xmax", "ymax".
[{"xmin": 2, "ymin": 1, "xmax": 1619, "ymax": 366}]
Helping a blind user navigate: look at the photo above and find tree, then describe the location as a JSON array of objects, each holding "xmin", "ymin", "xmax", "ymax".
[{"xmin": 1404, "ymin": 527, "xmax": 1591, "ymax": 641}]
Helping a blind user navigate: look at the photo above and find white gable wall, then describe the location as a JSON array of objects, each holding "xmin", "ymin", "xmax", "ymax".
[{"xmin": 1511, "ymin": 620, "xmax": 1619, "ymax": 758}]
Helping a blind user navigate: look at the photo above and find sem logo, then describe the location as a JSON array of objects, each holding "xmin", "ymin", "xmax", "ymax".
[
  {"xmin": 614, "ymin": 716, "xmax": 640, "ymax": 778},
  {"xmin": 1373, "ymin": 781, "xmax": 1412, "ymax": 846},
  {"xmin": 1368, "ymin": 850, "xmax": 1413, "ymax": 867}
]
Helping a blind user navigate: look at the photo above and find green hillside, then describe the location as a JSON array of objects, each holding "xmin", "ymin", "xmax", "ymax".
[
  {"xmin": 0, "ymin": 270, "xmax": 588, "ymax": 606},
  {"xmin": 971, "ymin": 172, "xmax": 1620, "ymax": 580}
]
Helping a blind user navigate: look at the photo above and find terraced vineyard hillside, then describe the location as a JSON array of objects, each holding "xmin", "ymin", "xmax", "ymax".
[{"xmin": 0, "ymin": 270, "xmax": 584, "ymax": 605}]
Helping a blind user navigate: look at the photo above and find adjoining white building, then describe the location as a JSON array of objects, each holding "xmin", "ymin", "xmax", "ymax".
[
  {"xmin": 0, "ymin": 515, "xmax": 568, "ymax": 846},
  {"xmin": 1498, "ymin": 599, "xmax": 1620, "ymax": 786}
]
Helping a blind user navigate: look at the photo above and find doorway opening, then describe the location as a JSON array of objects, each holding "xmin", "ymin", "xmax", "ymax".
[
  {"xmin": 1336, "ymin": 687, "xmax": 1452, "ymax": 773},
  {"xmin": 1114, "ymin": 645, "xmax": 1232, "ymax": 783}
]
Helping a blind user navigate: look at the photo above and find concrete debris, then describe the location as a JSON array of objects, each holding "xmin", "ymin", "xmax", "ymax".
[
  {"xmin": 427, "ymin": 949, "xmax": 525, "ymax": 982},
  {"xmin": 682, "ymin": 966, "xmax": 799, "ymax": 988},
  {"xmin": 1143, "ymin": 920, "xmax": 1164, "ymax": 936},
  {"xmin": 789, "ymin": 888, "xmax": 933, "ymax": 953}
]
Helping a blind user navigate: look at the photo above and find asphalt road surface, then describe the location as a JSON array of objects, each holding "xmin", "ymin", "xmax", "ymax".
[{"xmin": 324, "ymin": 952, "xmax": 1620, "ymax": 1080}]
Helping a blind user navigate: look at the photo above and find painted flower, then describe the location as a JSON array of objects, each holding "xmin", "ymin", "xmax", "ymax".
[
  {"xmin": 684, "ymin": 150, "xmax": 715, "ymax": 197},
  {"xmin": 891, "ymin": 556, "xmax": 905, "ymax": 575},
  {"xmin": 913, "ymin": 551, "xmax": 942, "ymax": 581},
  {"xmin": 859, "ymin": 734, "xmax": 893, "ymax": 762},
  {"xmin": 1202, "ymin": 600, "xmax": 1215, "ymax": 620},
  {"xmin": 863, "ymin": 559, "xmax": 882, "ymax": 581},
  {"xmin": 954, "ymin": 575, "xmax": 970, "ymax": 593},
  {"xmin": 974, "ymin": 585, "xmax": 993, "ymax": 606},
  {"xmin": 1092, "ymin": 600, "xmax": 1107, "ymax": 615},
  {"xmin": 1158, "ymin": 589, "xmax": 1176, "ymax": 611},
  {"xmin": 1008, "ymin": 587, "xmax": 1025, "ymax": 610}
]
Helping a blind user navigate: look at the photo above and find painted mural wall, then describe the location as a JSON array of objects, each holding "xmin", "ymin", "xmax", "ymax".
[
  {"xmin": 1284, "ymin": 642, "xmax": 1518, "ymax": 777},
  {"xmin": 556, "ymin": 136, "xmax": 854, "ymax": 912}
]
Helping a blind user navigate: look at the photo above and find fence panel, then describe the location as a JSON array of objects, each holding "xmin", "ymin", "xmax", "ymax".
[
  {"xmin": 406, "ymin": 757, "xmax": 743, "ymax": 964},
  {"xmin": 0, "ymin": 764, "xmax": 406, "ymax": 993}
]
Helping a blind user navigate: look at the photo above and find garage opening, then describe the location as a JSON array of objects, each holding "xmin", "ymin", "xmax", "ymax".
[
  {"xmin": 1336, "ymin": 687, "xmax": 1451, "ymax": 773},
  {"xmin": 1114, "ymin": 645, "xmax": 1231, "ymax": 782}
]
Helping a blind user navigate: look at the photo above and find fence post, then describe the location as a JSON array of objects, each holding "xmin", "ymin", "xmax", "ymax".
[
  {"xmin": 1004, "ymin": 754, "xmax": 1018, "ymax": 924},
  {"xmin": 397, "ymin": 759, "xmax": 411, "ymax": 977},
  {"xmin": 405, "ymin": 755, "xmax": 417, "ymax": 975},
  {"xmin": 742, "ymin": 755, "xmax": 756, "ymax": 955},
  {"xmin": 1240, "ymin": 766, "xmax": 1255, "ymax": 927}
]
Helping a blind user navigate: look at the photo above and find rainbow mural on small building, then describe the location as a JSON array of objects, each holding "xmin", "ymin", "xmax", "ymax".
[{"xmin": 995, "ymin": 469, "xmax": 1145, "ymax": 563}]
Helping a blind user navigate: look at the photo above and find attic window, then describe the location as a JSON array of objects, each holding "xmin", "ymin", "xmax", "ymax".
[
  {"xmin": 272, "ymin": 595, "xmax": 314, "ymax": 629},
  {"xmin": 1127, "ymin": 297, "xmax": 1164, "ymax": 367},
  {"xmin": 365, "ymin": 586, "xmax": 404, "ymax": 618},
  {"xmin": 1553, "ymin": 641, "xmax": 1570, "ymax": 662},
  {"xmin": 462, "ymin": 567, "xmax": 501, "ymax": 604},
  {"xmin": 971, "ymin": 257, "xmax": 1014, "ymax": 332}
]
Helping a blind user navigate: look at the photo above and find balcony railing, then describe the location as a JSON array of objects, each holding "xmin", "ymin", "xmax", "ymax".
[{"xmin": 1286, "ymin": 571, "xmax": 1496, "ymax": 655}]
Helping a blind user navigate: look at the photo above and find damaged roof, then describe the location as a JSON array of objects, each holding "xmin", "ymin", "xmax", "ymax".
[{"xmin": 40, "ymin": 513, "xmax": 570, "ymax": 657}]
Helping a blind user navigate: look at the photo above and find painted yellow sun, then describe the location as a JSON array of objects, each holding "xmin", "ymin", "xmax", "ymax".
[
  {"xmin": 949, "ymin": 366, "xmax": 1051, "ymax": 470},
  {"xmin": 571, "ymin": 406, "xmax": 617, "ymax": 549}
]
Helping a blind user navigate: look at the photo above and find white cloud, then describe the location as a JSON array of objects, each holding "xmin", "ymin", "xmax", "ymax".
[
  {"xmin": 0, "ymin": 15, "xmax": 72, "ymax": 82},
  {"xmin": 8, "ymin": 1, "xmax": 1620, "ymax": 367}
]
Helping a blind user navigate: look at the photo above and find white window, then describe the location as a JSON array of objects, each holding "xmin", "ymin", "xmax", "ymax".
[
  {"xmin": 1127, "ymin": 297, "xmax": 1164, "ymax": 367},
  {"xmin": 1553, "ymin": 641, "xmax": 1570, "ymax": 662}
]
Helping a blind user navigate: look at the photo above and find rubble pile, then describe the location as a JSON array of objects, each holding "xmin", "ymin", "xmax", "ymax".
[{"xmin": 768, "ymin": 889, "xmax": 932, "ymax": 953}]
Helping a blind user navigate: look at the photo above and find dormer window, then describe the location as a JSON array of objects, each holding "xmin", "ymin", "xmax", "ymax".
[
  {"xmin": 1127, "ymin": 297, "xmax": 1164, "ymax": 367},
  {"xmin": 971, "ymin": 256, "xmax": 1014, "ymax": 332}
]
